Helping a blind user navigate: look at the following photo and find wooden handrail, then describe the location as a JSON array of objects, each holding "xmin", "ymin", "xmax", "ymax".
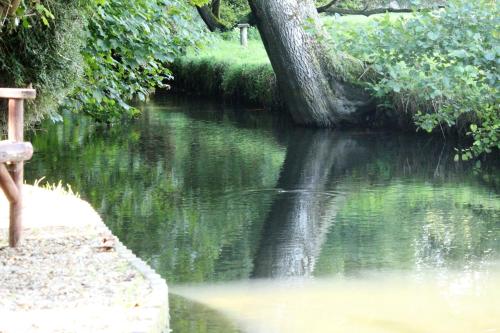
[
  {"xmin": 0, "ymin": 88, "xmax": 36, "ymax": 100},
  {"xmin": 0, "ymin": 87, "xmax": 36, "ymax": 247},
  {"xmin": 0, "ymin": 141, "xmax": 33, "ymax": 163}
]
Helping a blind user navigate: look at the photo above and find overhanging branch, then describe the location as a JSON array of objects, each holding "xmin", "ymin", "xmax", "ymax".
[
  {"xmin": 320, "ymin": 6, "xmax": 445, "ymax": 16},
  {"xmin": 316, "ymin": 0, "xmax": 340, "ymax": 13}
]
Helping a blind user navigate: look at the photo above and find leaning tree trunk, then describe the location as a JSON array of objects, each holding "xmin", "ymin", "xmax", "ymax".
[{"xmin": 248, "ymin": 0, "xmax": 373, "ymax": 127}]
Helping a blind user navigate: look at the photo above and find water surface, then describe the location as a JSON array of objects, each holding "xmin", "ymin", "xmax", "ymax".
[{"xmin": 25, "ymin": 97, "xmax": 500, "ymax": 332}]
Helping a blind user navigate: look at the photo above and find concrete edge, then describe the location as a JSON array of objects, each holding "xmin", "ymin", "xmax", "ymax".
[{"xmin": 100, "ymin": 224, "xmax": 171, "ymax": 333}]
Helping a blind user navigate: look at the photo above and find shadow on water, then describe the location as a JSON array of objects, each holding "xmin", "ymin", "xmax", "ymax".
[{"xmin": 24, "ymin": 96, "xmax": 500, "ymax": 332}]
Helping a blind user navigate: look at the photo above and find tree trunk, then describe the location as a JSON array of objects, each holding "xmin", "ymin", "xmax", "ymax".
[{"xmin": 248, "ymin": 0, "xmax": 373, "ymax": 127}]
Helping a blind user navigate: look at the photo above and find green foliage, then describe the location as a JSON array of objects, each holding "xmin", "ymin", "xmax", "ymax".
[
  {"xmin": 328, "ymin": 0, "xmax": 499, "ymax": 158},
  {"xmin": 219, "ymin": 0, "xmax": 249, "ymax": 26},
  {"xmin": 66, "ymin": 0, "xmax": 206, "ymax": 122},
  {"xmin": 0, "ymin": 0, "xmax": 86, "ymax": 124}
]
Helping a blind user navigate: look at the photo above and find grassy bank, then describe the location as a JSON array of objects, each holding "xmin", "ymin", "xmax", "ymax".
[{"xmin": 171, "ymin": 38, "xmax": 278, "ymax": 107}]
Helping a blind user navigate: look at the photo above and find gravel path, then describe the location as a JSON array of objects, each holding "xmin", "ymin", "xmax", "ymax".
[{"xmin": 0, "ymin": 186, "xmax": 155, "ymax": 333}]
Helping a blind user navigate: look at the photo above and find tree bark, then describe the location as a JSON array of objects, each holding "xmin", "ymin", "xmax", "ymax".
[{"xmin": 248, "ymin": 0, "xmax": 373, "ymax": 127}]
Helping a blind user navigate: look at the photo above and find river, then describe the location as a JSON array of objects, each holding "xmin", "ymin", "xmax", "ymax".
[{"xmin": 25, "ymin": 96, "xmax": 500, "ymax": 333}]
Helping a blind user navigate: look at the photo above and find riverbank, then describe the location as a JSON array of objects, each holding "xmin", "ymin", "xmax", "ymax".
[
  {"xmin": 170, "ymin": 15, "xmax": 414, "ymax": 129},
  {"xmin": 0, "ymin": 185, "xmax": 169, "ymax": 333},
  {"xmin": 171, "ymin": 38, "xmax": 278, "ymax": 108},
  {"xmin": 170, "ymin": 16, "xmax": 370, "ymax": 107}
]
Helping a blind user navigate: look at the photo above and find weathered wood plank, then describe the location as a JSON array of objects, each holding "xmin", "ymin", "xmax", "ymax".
[
  {"xmin": 0, "ymin": 88, "xmax": 36, "ymax": 100},
  {"xmin": 0, "ymin": 141, "xmax": 33, "ymax": 163},
  {"xmin": 0, "ymin": 164, "xmax": 19, "ymax": 203}
]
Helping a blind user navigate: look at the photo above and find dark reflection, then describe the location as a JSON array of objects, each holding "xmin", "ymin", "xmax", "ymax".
[
  {"xmin": 253, "ymin": 127, "xmax": 500, "ymax": 278},
  {"xmin": 253, "ymin": 130, "xmax": 365, "ymax": 278},
  {"xmin": 24, "ymin": 97, "xmax": 500, "ymax": 283}
]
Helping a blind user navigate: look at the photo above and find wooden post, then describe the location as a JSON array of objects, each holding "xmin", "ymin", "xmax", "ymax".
[
  {"xmin": 8, "ymin": 98, "xmax": 24, "ymax": 247},
  {"xmin": 238, "ymin": 23, "xmax": 250, "ymax": 47}
]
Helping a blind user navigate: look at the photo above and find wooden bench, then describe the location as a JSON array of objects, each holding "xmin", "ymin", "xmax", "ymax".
[{"xmin": 0, "ymin": 88, "xmax": 36, "ymax": 247}]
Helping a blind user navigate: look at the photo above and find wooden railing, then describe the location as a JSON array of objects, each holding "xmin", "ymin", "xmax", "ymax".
[{"xmin": 0, "ymin": 88, "xmax": 36, "ymax": 247}]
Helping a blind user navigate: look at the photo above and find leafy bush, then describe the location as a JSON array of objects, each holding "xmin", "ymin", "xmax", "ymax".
[
  {"xmin": 66, "ymin": 0, "xmax": 206, "ymax": 122},
  {"xmin": 219, "ymin": 0, "xmax": 249, "ymax": 26},
  {"xmin": 329, "ymin": 0, "xmax": 499, "ymax": 159}
]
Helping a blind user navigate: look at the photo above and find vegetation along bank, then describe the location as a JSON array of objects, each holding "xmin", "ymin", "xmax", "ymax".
[{"xmin": 173, "ymin": 0, "xmax": 499, "ymax": 160}]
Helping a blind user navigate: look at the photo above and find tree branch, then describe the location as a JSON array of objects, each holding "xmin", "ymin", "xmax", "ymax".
[
  {"xmin": 1, "ymin": 0, "xmax": 22, "ymax": 24},
  {"xmin": 321, "ymin": 6, "xmax": 445, "ymax": 16},
  {"xmin": 316, "ymin": 0, "xmax": 340, "ymax": 13},
  {"xmin": 211, "ymin": 0, "xmax": 221, "ymax": 19},
  {"xmin": 196, "ymin": 4, "xmax": 229, "ymax": 32}
]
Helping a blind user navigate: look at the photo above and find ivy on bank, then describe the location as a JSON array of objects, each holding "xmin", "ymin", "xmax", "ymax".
[{"xmin": 0, "ymin": 0, "xmax": 85, "ymax": 124}]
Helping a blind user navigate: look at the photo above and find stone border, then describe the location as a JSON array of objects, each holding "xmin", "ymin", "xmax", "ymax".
[{"xmin": 100, "ymin": 223, "xmax": 170, "ymax": 333}]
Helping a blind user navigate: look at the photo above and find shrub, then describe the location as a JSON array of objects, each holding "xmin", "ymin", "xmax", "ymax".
[
  {"xmin": 173, "ymin": 57, "xmax": 277, "ymax": 107},
  {"xmin": 329, "ymin": 0, "xmax": 499, "ymax": 159}
]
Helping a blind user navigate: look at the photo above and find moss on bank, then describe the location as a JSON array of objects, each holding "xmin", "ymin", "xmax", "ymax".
[{"xmin": 172, "ymin": 39, "xmax": 279, "ymax": 107}]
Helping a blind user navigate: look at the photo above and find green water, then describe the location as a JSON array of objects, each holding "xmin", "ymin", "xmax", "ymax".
[{"xmin": 25, "ymin": 97, "xmax": 500, "ymax": 332}]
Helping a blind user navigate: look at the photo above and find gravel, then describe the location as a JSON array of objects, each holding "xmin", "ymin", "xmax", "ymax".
[{"xmin": 0, "ymin": 186, "xmax": 154, "ymax": 333}]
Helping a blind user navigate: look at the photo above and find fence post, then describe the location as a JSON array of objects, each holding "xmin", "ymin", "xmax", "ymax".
[{"xmin": 238, "ymin": 23, "xmax": 250, "ymax": 47}]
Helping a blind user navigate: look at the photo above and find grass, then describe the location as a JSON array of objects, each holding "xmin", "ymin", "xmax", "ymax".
[
  {"xmin": 32, "ymin": 177, "xmax": 80, "ymax": 198},
  {"xmin": 188, "ymin": 38, "xmax": 269, "ymax": 65}
]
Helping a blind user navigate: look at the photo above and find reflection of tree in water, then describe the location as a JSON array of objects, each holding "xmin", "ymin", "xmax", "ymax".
[
  {"xmin": 26, "ymin": 104, "xmax": 287, "ymax": 283},
  {"xmin": 253, "ymin": 130, "xmax": 365, "ymax": 278},
  {"xmin": 253, "ymin": 129, "xmax": 500, "ymax": 278}
]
